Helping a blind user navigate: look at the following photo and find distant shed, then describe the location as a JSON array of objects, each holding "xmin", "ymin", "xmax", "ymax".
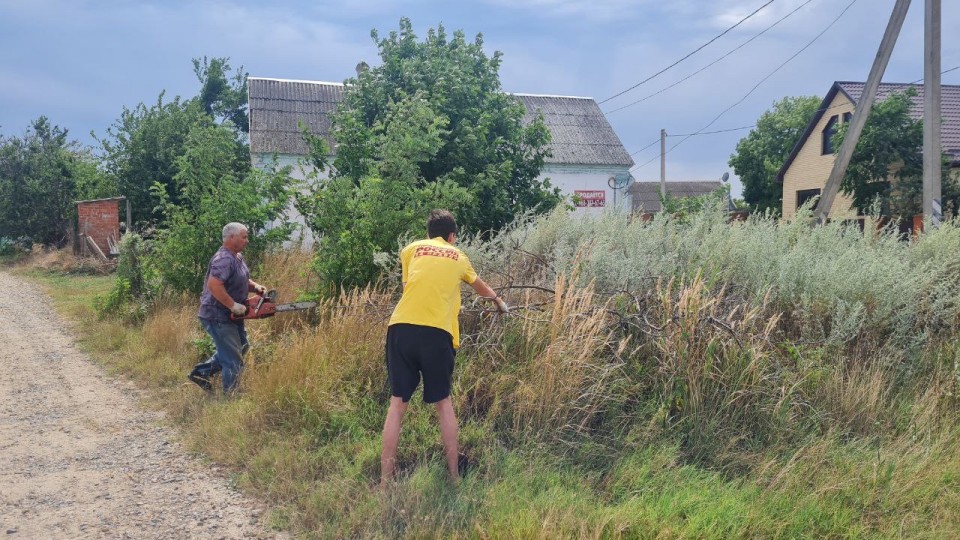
[
  {"xmin": 75, "ymin": 197, "xmax": 130, "ymax": 258},
  {"xmin": 627, "ymin": 181, "xmax": 724, "ymax": 215}
]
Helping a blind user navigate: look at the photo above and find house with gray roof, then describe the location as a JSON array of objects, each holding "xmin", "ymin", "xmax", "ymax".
[
  {"xmin": 247, "ymin": 77, "xmax": 635, "ymax": 223},
  {"xmin": 777, "ymin": 81, "xmax": 960, "ymax": 220},
  {"xmin": 626, "ymin": 181, "xmax": 725, "ymax": 215}
]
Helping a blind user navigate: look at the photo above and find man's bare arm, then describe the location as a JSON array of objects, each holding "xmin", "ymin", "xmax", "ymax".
[{"xmin": 469, "ymin": 277, "xmax": 509, "ymax": 313}]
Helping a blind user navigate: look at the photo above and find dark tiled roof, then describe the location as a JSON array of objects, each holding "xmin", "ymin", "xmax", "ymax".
[
  {"xmin": 626, "ymin": 181, "xmax": 723, "ymax": 213},
  {"xmin": 777, "ymin": 81, "xmax": 960, "ymax": 181},
  {"xmin": 248, "ymin": 78, "xmax": 633, "ymax": 167},
  {"xmin": 837, "ymin": 82, "xmax": 960, "ymax": 158}
]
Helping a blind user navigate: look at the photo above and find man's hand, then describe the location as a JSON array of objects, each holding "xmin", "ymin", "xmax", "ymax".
[
  {"xmin": 252, "ymin": 282, "xmax": 267, "ymax": 295},
  {"xmin": 493, "ymin": 296, "xmax": 510, "ymax": 314},
  {"xmin": 230, "ymin": 302, "xmax": 248, "ymax": 317}
]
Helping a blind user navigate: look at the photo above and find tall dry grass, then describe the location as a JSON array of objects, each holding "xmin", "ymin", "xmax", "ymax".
[
  {"xmin": 19, "ymin": 246, "xmax": 114, "ymax": 275},
  {"xmin": 246, "ymin": 287, "xmax": 390, "ymax": 426},
  {"xmin": 467, "ymin": 274, "xmax": 631, "ymax": 447},
  {"xmin": 44, "ymin": 206, "xmax": 960, "ymax": 537}
]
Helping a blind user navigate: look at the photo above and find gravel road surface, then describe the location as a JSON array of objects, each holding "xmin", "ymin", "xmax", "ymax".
[{"xmin": 0, "ymin": 270, "xmax": 282, "ymax": 539}]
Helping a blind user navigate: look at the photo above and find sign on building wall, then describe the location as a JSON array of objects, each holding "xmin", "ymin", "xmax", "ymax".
[{"xmin": 574, "ymin": 190, "xmax": 606, "ymax": 208}]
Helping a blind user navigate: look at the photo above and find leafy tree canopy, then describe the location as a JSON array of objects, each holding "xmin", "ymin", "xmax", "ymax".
[
  {"xmin": 729, "ymin": 95, "xmax": 821, "ymax": 215},
  {"xmin": 299, "ymin": 18, "xmax": 561, "ymax": 288},
  {"xmin": 98, "ymin": 94, "xmax": 212, "ymax": 227},
  {"xmin": 836, "ymin": 88, "xmax": 957, "ymax": 219},
  {"xmin": 97, "ymin": 57, "xmax": 250, "ymax": 229},
  {"xmin": 193, "ymin": 56, "xmax": 250, "ymax": 133},
  {"xmin": 0, "ymin": 117, "xmax": 92, "ymax": 245},
  {"xmin": 150, "ymin": 123, "xmax": 295, "ymax": 293},
  {"xmin": 322, "ymin": 17, "xmax": 560, "ymax": 235}
]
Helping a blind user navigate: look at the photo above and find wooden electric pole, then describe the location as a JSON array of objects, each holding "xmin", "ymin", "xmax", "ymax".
[
  {"xmin": 660, "ymin": 128, "xmax": 667, "ymax": 201},
  {"xmin": 923, "ymin": 0, "xmax": 942, "ymax": 227},
  {"xmin": 813, "ymin": 0, "xmax": 912, "ymax": 224}
]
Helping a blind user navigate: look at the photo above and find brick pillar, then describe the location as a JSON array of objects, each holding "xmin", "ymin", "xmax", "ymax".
[{"xmin": 77, "ymin": 199, "xmax": 121, "ymax": 256}]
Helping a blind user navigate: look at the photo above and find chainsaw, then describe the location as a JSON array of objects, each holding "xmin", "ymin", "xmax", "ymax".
[{"xmin": 230, "ymin": 289, "xmax": 317, "ymax": 320}]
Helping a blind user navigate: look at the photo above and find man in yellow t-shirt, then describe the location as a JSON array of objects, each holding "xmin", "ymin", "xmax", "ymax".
[{"xmin": 380, "ymin": 209, "xmax": 508, "ymax": 485}]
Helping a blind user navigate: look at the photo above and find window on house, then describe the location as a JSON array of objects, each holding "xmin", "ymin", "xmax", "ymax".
[
  {"xmin": 797, "ymin": 188, "xmax": 822, "ymax": 210},
  {"xmin": 822, "ymin": 115, "xmax": 839, "ymax": 154},
  {"xmin": 843, "ymin": 111, "xmax": 853, "ymax": 124}
]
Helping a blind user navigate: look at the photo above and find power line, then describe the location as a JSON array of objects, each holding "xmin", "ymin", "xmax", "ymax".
[
  {"xmin": 626, "ymin": 64, "xmax": 960, "ymax": 168},
  {"xmin": 910, "ymin": 64, "xmax": 960, "ymax": 84},
  {"xmin": 605, "ymin": 0, "xmax": 816, "ymax": 116},
  {"xmin": 667, "ymin": 125, "xmax": 756, "ymax": 137},
  {"xmin": 598, "ymin": 0, "xmax": 775, "ymax": 105},
  {"xmin": 630, "ymin": 138, "xmax": 661, "ymax": 156},
  {"xmin": 630, "ymin": 0, "xmax": 859, "ymax": 172}
]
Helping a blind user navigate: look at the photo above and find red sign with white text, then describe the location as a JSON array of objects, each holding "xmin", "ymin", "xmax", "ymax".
[{"xmin": 574, "ymin": 190, "xmax": 606, "ymax": 208}]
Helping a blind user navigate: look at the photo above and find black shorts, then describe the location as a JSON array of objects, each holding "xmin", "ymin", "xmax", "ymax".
[{"xmin": 385, "ymin": 323, "xmax": 456, "ymax": 404}]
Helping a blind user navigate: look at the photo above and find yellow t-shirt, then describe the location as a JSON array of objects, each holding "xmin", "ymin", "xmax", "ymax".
[{"xmin": 388, "ymin": 237, "xmax": 478, "ymax": 348}]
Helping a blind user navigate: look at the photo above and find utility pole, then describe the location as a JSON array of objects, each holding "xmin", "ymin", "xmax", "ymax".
[
  {"xmin": 924, "ymin": 0, "xmax": 942, "ymax": 227},
  {"xmin": 813, "ymin": 0, "xmax": 912, "ymax": 224},
  {"xmin": 660, "ymin": 129, "xmax": 667, "ymax": 201}
]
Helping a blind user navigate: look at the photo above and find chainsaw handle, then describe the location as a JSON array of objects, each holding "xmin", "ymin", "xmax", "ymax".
[{"xmin": 229, "ymin": 290, "xmax": 279, "ymax": 320}]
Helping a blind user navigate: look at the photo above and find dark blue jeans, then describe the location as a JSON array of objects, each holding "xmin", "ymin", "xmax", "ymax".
[{"xmin": 198, "ymin": 318, "xmax": 249, "ymax": 392}]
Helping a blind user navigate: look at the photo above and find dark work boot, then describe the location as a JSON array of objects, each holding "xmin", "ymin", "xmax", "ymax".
[{"xmin": 187, "ymin": 360, "xmax": 221, "ymax": 391}]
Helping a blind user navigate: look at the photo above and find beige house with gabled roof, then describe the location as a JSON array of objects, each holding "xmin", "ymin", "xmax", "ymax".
[{"xmin": 777, "ymin": 81, "xmax": 960, "ymax": 221}]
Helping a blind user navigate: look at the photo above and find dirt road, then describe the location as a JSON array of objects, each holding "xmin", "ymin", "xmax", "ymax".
[{"xmin": 0, "ymin": 271, "xmax": 280, "ymax": 539}]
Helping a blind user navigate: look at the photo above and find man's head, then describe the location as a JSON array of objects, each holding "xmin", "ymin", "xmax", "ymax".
[
  {"xmin": 222, "ymin": 222, "xmax": 249, "ymax": 254},
  {"xmin": 427, "ymin": 210, "xmax": 458, "ymax": 243}
]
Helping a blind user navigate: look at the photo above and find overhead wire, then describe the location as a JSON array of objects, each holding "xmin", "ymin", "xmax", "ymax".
[
  {"xmin": 605, "ymin": 0, "xmax": 816, "ymax": 116},
  {"xmin": 667, "ymin": 125, "xmax": 756, "ymax": 137},
  {"xmin": 630, "ymin": 0, "xmax": 859, "ymax": 171},
  {"xmin": 598, "ymin": 0, "xmax": 775, "ymax": 105},
  {"xmin": 630, "ymin": 138, "xmax": 661, "ymax": 156}
]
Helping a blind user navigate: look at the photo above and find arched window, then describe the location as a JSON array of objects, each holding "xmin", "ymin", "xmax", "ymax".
[{"xmin": 822, "ymin": 115, "xmax": 839, "ymax": 155}]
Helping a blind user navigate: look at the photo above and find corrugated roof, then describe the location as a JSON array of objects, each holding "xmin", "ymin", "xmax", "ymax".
[
  {"xmin": 777, "ymin": 81, "xmax": 960, "ymax": 182},
  {"xmin": 248, "ymin": 77, "xmax": 633, "ymax": 167},
  {"xmin": 626, "ymin": 181, "xmax": 723, "ymax": 213},
  {"xmin": 248, "ymin": 78, "xmax": 344, "ymax": 156}
]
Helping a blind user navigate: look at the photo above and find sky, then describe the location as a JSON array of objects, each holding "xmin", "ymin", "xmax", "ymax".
[{"xmin": 1, "ymin": 0, "xmax": 958, "ymax": 197}]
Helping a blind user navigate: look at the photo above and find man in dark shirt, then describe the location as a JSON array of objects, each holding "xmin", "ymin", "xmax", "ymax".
[{"xmin": 188, "ymin": 222, "xmax": 267, "ymax": 393}]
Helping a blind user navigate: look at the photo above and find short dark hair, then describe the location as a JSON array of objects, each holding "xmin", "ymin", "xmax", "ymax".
[{"xmin": 427, "ymin": 209, "xmax": 458, "ymax": 239}]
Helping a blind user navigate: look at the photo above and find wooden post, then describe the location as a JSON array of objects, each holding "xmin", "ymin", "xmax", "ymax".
[
  {"xmin": 923, "ymin": 0, "xmax": 942, "ymax": 227},
  {"xmin": 813, "ymin": 0, "xmax": 912, "ymax": 224},
  {"xmin": 659, "ymin": 128, "xmax": 667, "ymax": 202},
  {"xmin": 125, "ymin": 198, "xmax": 132, "ymax": 233}
]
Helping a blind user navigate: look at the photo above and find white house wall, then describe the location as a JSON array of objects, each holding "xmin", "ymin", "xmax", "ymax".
[
  {"xmin": 253, "ymin": 154, "xmax": 632, "ymax": 248},
  {"xmin": 254, "ymin": 153, "xmax": 328, "ymax": 248},
  {"xmin": 541, "ymin": 164, "xmax": 633, "ymax": 215}
]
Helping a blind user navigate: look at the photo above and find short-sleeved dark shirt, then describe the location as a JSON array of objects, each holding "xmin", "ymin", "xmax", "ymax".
[{"xmin": 198, "ymin": 247, "xmax": 250, "ymax": 323}]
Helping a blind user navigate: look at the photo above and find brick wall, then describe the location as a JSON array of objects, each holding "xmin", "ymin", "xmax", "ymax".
[
  {"xmin": 782, "ymin": 92, "xmax": 858, "ymax": 220},
  {"xmin": 77, "ymin": 199, "xmax": 121, "ymax": 255}
]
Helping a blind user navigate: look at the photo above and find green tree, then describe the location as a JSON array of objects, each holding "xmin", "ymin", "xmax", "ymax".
[
  {"xmin": 298, "ymin": 94, "xmax": 472, "ymax": 288},
  {"xmin": 98, "ymin": 57, "xmax": 250, "ymax": 229},
  {"xmin": 72, "ymin": 147, "xmax": 117, "ymax": 201},
  {"xmin": 97, "ymin": 94, "xmax": 213, "ymax": 227},
  {"xmin": 729, "ymin": 95, "xmax": 821, "ymax": 215},
  {"xmin": 836, "ymin": 88, "xmax": 957, "ymax": 219},
  {"xmin": 299, "ymin": 18, "xmax": 560, "ymax": 288},
  {"xmin": 326, "ymin": 18, "xmax": 558, "ymax": 232},
  {"xmin": 0, "ymin": 117, "xmax": 85, "ymax": 245},
  {"xmin": 193, "ymin": 56, "xmax": 250, "ymax": 133},
  {"xmin": 150, "ymin": 124, "xmax": 295, "ymax": 293}
]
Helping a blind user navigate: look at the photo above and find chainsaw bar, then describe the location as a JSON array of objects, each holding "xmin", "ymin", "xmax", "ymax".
[
  {"xmin": 231, "ymin": 291, "xmax": 318, "ymax": 320},
  {"xmin": 274, "ymin": 302, "xmax": 317, "ymax": 312}
]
